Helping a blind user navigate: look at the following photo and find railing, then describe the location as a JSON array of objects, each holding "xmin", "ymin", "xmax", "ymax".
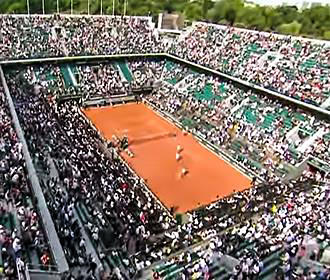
[
  {"xmin": 0, "ymin": 14, "xmax": 153, "ymax": 23},
  {"xmin": 27, "ymin": 263, "xmax": 59, "ymax": 271},
  {"xmin": 26, "ymin": 264, "xmax": 62, "ymax": 280},
  {"xmin": 16, "ymin": 260, "xmax": 30, "ymax": 280},
  {"xmin": 0, "ymin": 66, "xmax": 69, "ymax": 273},
  {"xmin": 308, "ymin": 156, "xmax": 330, "ymax": 175},
  {"xmin": 0, "ymin": 53, "xmax": 166, "ymax": 65}
]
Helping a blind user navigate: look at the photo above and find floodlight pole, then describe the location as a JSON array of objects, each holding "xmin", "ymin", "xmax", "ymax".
[
  {"xmin": 87, "ymin": 0, "xmax": 90, "ymax": 15},
  {"xmin": 27, "ymin": 0, "xmax": 30, "ymax": 15},
  {"xmin": 42, "ymin": 0, "xmax": 45, "ymax": 14},
  {"xmin": 57, "ymin": 0, "xmax": 59, "ymax": 14},
  {"xmin": 124, "ymin": 0, "xmax": 127, "ymax": 16},
  {"xmin": 100, "ymin": 0, "xmax": 103, "ymax": 15},
  {"xmin": 112, "ymin": 0, "xmax": 115, "ymax": 16},
  {"xmin": 71, "ymin": 0, "xmax": 73, "ymax": 15}
]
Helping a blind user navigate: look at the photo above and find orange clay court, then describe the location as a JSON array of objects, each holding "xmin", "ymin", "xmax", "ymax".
[{"xmin": 83, "ymin": 103, "xmax": 251, "ymax": 213}]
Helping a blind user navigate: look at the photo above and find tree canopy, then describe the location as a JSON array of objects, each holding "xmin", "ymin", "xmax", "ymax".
[{"xmin": 0, "ymin": 0, "xmax": 329, "ymax": 40}]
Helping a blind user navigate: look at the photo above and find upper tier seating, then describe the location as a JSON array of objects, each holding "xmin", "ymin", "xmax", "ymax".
[
  {"xmin": 1, "ymin": 15, "xmax": 330, "ymax": 111},
  {"xmin": 0, "ymin": 15, "xmax": 163, "ymax": 61},
  {"xmin": 172, "ymin": 23, "xmax": 330, "ymax": 108}
]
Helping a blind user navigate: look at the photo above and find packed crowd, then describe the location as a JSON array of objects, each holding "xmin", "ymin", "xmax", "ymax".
[
  {"xmin": 172, "ymin": 23, "xmax": 330, "ymax": 107},
  {"xmin": 127, "ymin": 58, "xmax": 165, "ymax": 89},
  {"xmin": 77, "ymin": 63, "xmax": 130, "ymax": 97},
  {"xmin": 59, "ymin": 16, "xmax": 163, "ymax": 56},
  {"xmin": 1, "ymin": 15, "xmax": 330, "ymax": 111},
  {"xmin": 0, "ymin": 88, "xmax": 52, "ymax": 279},
  {"xmin": 1, "ymin": 22, "xmax": 330, "ymax": 277},
  {"xmin": 0, "ymin": 16, "xmax": 62, "ymax": 60},
  {"xmin": 0, "ymin": 15, "xmax": 164, "ymax": 61},
  {"xmin": 153, "ymin": 179, "xmax": 330, "ymax": 279}
]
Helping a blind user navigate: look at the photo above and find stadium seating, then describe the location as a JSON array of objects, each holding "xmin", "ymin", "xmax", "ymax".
[
  {"xmin": 1, "ymin": 15, "xmax": 329, "ymax": 111},
  {"xmin": 147, "ymin": 180, "xmax": 330, "ymax": 279},
  {"xmin": 1, "ymin": 15, "xmax": 330, "ymax": 279},
  {"xmin": 128, "ymin": 58, "xmax": 165, "ymax": 88},
  {"xmin": 0, "ymin": 88, "xmax": 53, "ymax": 278},
  {"xmin": 5, "ymin": 70, "xmax": 186, "ymax": 275},
  {"xmin": 0, "ymin": 15, "xmax": 62, "ymax": 60},
  {"xmin": 0, "ymin": 15, "xmax": 163, "ymax": 61},
  {"xmin": 3, "ymin": 61, "xmax": 330, "ymax": 278},
  {"xmin": 172, "ymin": 23, "xmax": 330, "ymax": 108}
]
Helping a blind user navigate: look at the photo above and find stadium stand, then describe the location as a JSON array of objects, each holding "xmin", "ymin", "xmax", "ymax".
[
  {"xmin": 0, "ymin": 87, "xmax": 54, "ymax": 278},
  {"xmin": 1, "ymin": 14, "xmax": 330, "ymax": 280},
  {"xmin": 0, "ymin": 15, "xmax": 63, "ymax": 60},
  {"xmin": 150, "ymin": 178, "xmax": 330, "ymax": 279},
  {"xmin": 3, "ymin": 58, "xmax": 330, "ymax": 277},
  {"xmin": 5, "ymin": 68, "xmax": 186, "ymax": 277},
  {"xmin": 0, "ymin": 15, "xmax": 164, "ymax": 61},
  {"xmin": 171, "ymin": 23, "xmax": 330, "ymax": 109},
  {"xmin": 60, "ymin": 16, "xmax": 163, "ymax": 56},
  {"xmin": 143, "ymin": 60, "xmax": 330, "ymax": 179}
]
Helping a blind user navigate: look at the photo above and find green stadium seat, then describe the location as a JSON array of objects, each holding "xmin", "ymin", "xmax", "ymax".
[
  {"xmin": 166, "ymin": 78, "xmax": 178, "ymax": 85},
  {"xmin": 244, "ymin": 108, "xmax": 257, "ymax": 124},
  {"xmin": 181, "ymin": 118, "xmax": 195, "ymax": 129},
  {"xmin": 259, "ymin": 259, "xmax": 281, "ymax": 279},
  {"xmin": 233, "ymin": 34, "xmax": 241, "ymax": 40},
  {"xmin": 194, "ymin": 83, "xmax": 214, "ymax": 101},
  {"xmin": 60, "ymin": 65, "xmax": 75, "ymax": 88},
  {"xmin": 294, "ymin": 112, "xmax": 306, "ymax": 122},
  {"xmin": 165, "ymin": 61, "xmax": 175, "ymax": 71},
  {"xmin": 209, "ymin": 265, "xmax": 227, "ymax": 279},
  {"xmin": 117, "ymin": 61, "xmax": 134, "ymax": 82},
  {"xmin": 261, "ymin": 113, "xmax": 276, "ymax": 130}
]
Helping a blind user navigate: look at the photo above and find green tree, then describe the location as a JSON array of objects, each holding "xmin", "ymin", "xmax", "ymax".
[
  {"xmin": 236, "ymin": 5, "xmax": 266, "ymax": 30},
  {"xmin": 202, "ymin": 0, "xmax": 213, "ymax": 19},
  {"xmin": 263, "ymin": 7, "xmax": 283, "ymax": 30},
  {"xmin": 184, "ymin": 1, "xmax": 203, "ymax": 21},
  {"xmin": 324, "ymin": 30, "xmax": 330, "ymax": 40},
  {"xmin": 277, "ymin": 20, "xmax": 302, "ymax": 35},
  {"xmin": 207, "ymin": 0, "xmax": 244, "ymax": 24},
  {"xmin": 4, "ymin": 1, "xmax": 26, "ymax": 13},
  {"xmin": 276, "ymin": 5, "xmax": 299, "ymax": 24}
]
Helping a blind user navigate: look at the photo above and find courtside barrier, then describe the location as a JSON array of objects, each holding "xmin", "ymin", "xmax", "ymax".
[{"xmin": 0, "ymin": 66, "xmax": 69, "ymax": 273}]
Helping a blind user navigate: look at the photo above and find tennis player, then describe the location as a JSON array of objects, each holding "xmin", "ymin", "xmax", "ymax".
[{"xmin": 181, "ymin": 167, "xmax": 188, "ymax": 177}]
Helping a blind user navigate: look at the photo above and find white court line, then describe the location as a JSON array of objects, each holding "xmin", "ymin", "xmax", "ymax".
[
  {"xmin": 143, "ymin": 101, "xmax": 253, "ymax": 182},
  {"xmin": 79, "ymin": 108, "xmax": 175, "ymax": 218},
  {"xmin": 82, "ymin": 102, "xmax": 255, "ymax": 182}
]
